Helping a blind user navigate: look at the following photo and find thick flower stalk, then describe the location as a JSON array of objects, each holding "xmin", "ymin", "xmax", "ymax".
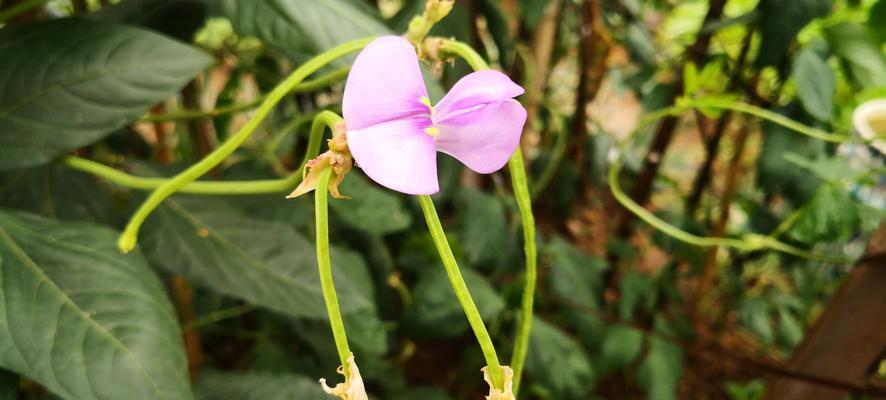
[{"xmin": 343, "ymin": 36, "xmax": 527, "ymax": 194}]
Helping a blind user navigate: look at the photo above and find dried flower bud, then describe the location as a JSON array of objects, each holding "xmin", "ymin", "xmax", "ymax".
[
  {"xmin": 320, "ymin": 353, "xmax": 367, "ymax": 400},
  {"xmin": 482, "ymin": 366, "xmax": 515, "ymax": 400}
]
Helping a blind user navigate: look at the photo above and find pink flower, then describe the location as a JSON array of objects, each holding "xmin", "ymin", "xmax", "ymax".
[{"xmin": 343, "ymin": 36, "xmax": 527, "ymax": 195}]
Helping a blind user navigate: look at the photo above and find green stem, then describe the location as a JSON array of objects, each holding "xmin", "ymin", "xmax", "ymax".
[
  {"xmin": 316, "ymin": 168, "xmax": 352, "ymax": 368},
  {"xmin": 117, "ymin": 38, "xmax": 373, "ymax": 252},
  {"xmin": 440, "ymin": 38, "xmax": 539, "ymax": 394},
  {"xmin": 418, "ymin": 195, "xmax": 503, "ymax": 389},
  {"xmin": 63, "ymin": 111, "xmax": 341, "ymax": 195},
  {"xmin": 139, "ymin": 67, "xmax": 350, "ymax": 123},
  {"xmin": 507, "ymin": 148, "xmax": 537, "ymax": 396},
  {"xmin": 0, "ymin": 0, "xmax": 49, "ymax": 23}
]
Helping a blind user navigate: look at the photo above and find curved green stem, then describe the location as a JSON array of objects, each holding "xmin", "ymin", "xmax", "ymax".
[
  {"xmin": 440, "ymin": 38, "xmax": 539, "ymax": 394},
  {"xmin": 117, "ymin": 38, "xmax": 373, "ymax": 252},
  {"xmin": 418, "ymin": 195, "xmax": 503, "ymax": 389},
  {"xmin": 139, "ymin": 67, "xmax": 350, "ymax": 123},
  {"xmin": 507, "ymin": 148, "xmax": 537, "ymax": 395},
  {"xmin": 63, "ymin": 110, "xmax": 342, "ymax": 195},
  {"xmin": 316, "ymin": 168, "xmax": 352, "ymax": 368}
]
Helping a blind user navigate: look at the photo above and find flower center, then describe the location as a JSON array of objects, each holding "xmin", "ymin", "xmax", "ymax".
[{"xmin": 420, "ymin": 96, "xmax": 439, "ymax": 137}]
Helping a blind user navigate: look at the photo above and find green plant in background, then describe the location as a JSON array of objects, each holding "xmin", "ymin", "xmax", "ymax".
[{"xmin": 0, "ymin": 0, "xmax": 884, "ymax": 399}]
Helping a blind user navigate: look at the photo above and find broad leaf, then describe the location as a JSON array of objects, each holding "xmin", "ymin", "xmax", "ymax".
[
  {"xmin": 788, "ymin": 184, "xmax": 860, "ymax": 244},
  {"xmin": 0, "ymin": 369, "xmax": 16, "ymax": 400},
  {"xmin": 331, "ymin": 171, "xmax": 412, "ymax": 235},
  {"xmin": 140, "ymin": 195, "xmax": 377, "ymax": 320},
  {"xmin": 526, "ymin": 318, "xmax": 594, "ymax": 398},
  {"xmin": 219, "ymin": 0, "xmax": 388, "ymax": 63},
  {"xmin": 595, "ymin": 326, "xmax": 644, "ymax": 376},
  {"xmin": 194, "ymin": 371, "xmax": 327, "ymax": 400},
  {"xmin": 756, "ymin": 107, "xmax": 825, "ymax": 205},
  {"xmin": 792, "ymin": 48, "xmax": 835, "ymax": 121},
  {"xmin": 637, "ymin": 336, "xmax": 683, "ymax": 400},
  {"xmin": 0, "ymin": 165, "xmax": 119, "ymax": 226},
  {"xmin": 826, "ymin": 22, "xmax": 886, "ymax": 87},
  {"xmin": 0, "ymin": 19, "xmax": 213, "ymax": 171},
  {"xmin": 0, "ymin": 210, "xmax": 191, "ymax": 400},
  {"xmin": 458, "ymin": 189, "xmax": 513, "ymax": 268},
  {"xmin": 401, "ymin": 267, "xmax": 504, "ymax": 339},
  {"xmin": 755, "ymin": 0, "xmax": 831, "ymax": 67},
  {"xmin": 547, "ymin": 237, "xmax": 608, "ymax": 309},
  {"xmin": 93, "ymin": 0, "xmax": 210, "ymax": 41}
]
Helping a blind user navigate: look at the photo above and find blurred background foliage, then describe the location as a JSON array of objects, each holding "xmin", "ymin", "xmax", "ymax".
[{"xmin": 0, "ymin": 0, "xmax": 884, "ymax": 399}]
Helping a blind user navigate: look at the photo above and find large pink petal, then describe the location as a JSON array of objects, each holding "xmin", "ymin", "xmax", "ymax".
[
  {"xmin": 434, "ymin": 70, "xmax": 524, "ymax": 121},
  {"xmin": 348, "ymin": 116, "xmax": 439, "ymax": 195},
  {"xmin": 435, "ymin": 100, "xmax": 527, "ymax": 174},
  {"xmin": 343, "ymin": 36, "xmax": 429, "ymax": 130}
]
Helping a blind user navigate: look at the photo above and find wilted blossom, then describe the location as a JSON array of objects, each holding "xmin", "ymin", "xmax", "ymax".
[
  {"xmin": 287, "ymin": 125, "xmax": 353, "ymax": 199},
  {"xmin": 320, "ymin": 353, "xmax": 368, "ymax": 400},
  {"xmin": 343, "ymin": 36, "xmax": 527, "ymax": 195},
  {"xmin": 482, "ymin": 366, "xmax": 515, "ymax": 400}
]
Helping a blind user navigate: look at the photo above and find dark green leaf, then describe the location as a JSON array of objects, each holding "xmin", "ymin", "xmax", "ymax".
[
  {"xmin": 826, "ymin": 22, "xmax": 886, "ymax": 87},
  {"xmin": 194, "ymin": 371, "xmax": 327, "ymax": 400},
  {"xmin": 637, "ymin": 336, "xmax": 683, "ymax": 400},
  {"xmin": 93, "ymin": 0, "xmax": 210, "ymax": 41},
  {"xmin": 792, "ymin": 48, "xmax": 835, "ymax": 121},
  {"xmin": 401, "ymin": 267, "xmax": 504, "ymax": 339},
  {"xmin": 756, "ymin": 108, "xmax": 825, "ymax": 205},
  {"xmin": 0, "ymin": 210, "xmax": 191, "ymax": 400},
  {"xmin": 755, "ymin": 0, "xmax": 832, "ymax": 67},
  {"xmin": 776, "ymin": 308, "xmax": 803, "ymax": 348},
  {"xmin": 619, "ymin": 270, "xmax": 657, "ymax": 320},
  {"xmin": 331, "ymin": 171, "xmax": 411, "ymax": 235},
  {"xmin": 0, "ymin": 370, "xmax": 17, "ymax": 400},
  {"xmin": 739, "ymin": 298, "xmax": 774, "ymax": 344},
  {"xmin": 869, "ymin": 0, "xmax": 886, "ymax": 43},
  {"xmin": 595, "ymin": 326, "xmax": 644, "ymax": 376},
  {"xmin": 140, "ymin": 196, "xmax": 377, "ymax": 320},
  {"xmin": 0, "ymin": 165, "xmax": 119, "ymax": 226},
  {"xmin": 547, "ymin": 237, "xmax": 607, "ymax": 308},
  {"xmin": 0, "ymin": 19, "xmax": 213, "ymax": 171},
  {"xmin": 788, "ymin": 184, "xmax": 860, "ymax": 243},
  {"xmin": 458, "ymin": 189, "xmax": 512, "ymax": 267},
  {"xmin": 519, "ymin": 0, "xmax": 548, "ymax": 30},
  {"xmin": 526, "ymin": 318, "xmax": 594, "ymax": 398},
  {"xmin": 219, "ymin": 0, "xmax": 388, "ymax": 63}
]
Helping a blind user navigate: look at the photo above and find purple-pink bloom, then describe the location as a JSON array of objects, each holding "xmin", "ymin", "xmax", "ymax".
[{"xmin": 343, "ymin": 36, "xmax": 527, "ymax": 195}]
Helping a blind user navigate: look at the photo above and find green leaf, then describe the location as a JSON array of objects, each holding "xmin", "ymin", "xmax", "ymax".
[
  {"xmin": 739, "ymin": 298, "xmax": 774, "ymax": 344},
  {"xmin": 401, "ymin": 267, "xmax": 504, "ymax": 339},
  {"xmin": 869, "ymin": 0, "xmax": 886, "ymax": 44},
  {"xmin": 0, "ymin": 165, "xmax": 119, "ymax": 226},
  {"xmin": 788, "ymin": 184, "xmax": 860, "ymax": 243},
  {"xmin": 0, "ymin": 210, "xmax": 191, "ymax": 400},
  {"xmin": 519, "ymin": 0, "xmax": 548, "ymax": 30},
  {"xmin": 92, "ymin": 0, "xmax": 210, "ymax": 41},
  {"xmin": 458, "ymin": 189, "xmax": 513, "ymax": 267},
  {"xmin": 0, "ymin": 369, "xmax": 17, "ymax": 400},
  {"xmin": 0, "ymin": 19, "xmax": 213, "ymax": 171},
  {"xmin": 595, "ymin": 326, "xmax": 644, "ymax": 376},
  {"xmin": 547, "ymin": 237, "xmax": 607, "ymax": 308},
  {"xmin": 755, "ymin": 0, "xmax": 832, "ymax": 67},
  {"xmin": 619, "ymin": 270, "xmax": 657, "ymax": 320},
  {"xmin": 331, "ymin": 171, "xmax": 411, "ymax": 234},
  {"xmin": 756, "ymin": 109, "xmax": 825, "ymax": 205},
  {"xmin": 637, "ymin": 337, "xmax": 683, "ymax": 400},
  {"xmin": 194, "ymin": 371, "xmax": 327, "ymax": 400},
  {"xmin": 826, "ymin": 22, "xmax": 886, "ymax": 87},
  {"xmin": 776, "ymin": 308, "xmax": 803, "ymax": 348},
  {"xmin": 792, "ymin": 48, "xmax": 835, "ymax": 121},
  {"xmin": 526, "ymin": 318, "xmax": 594, "ymax": 398},
  {"xmin": 139, "ymin": 196, "xmax": 377, "ymax": 320},
  {"xmin": 220, "ymin": 0, "xmax": 388, "ymax": 63}
]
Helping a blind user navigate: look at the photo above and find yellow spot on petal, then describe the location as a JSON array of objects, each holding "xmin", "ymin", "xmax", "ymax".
[{"xmin": 425, "ymin": 126, "xmax": 439, "ymax": 136}]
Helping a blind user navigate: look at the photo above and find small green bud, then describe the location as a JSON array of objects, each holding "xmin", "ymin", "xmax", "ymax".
[{"xmin": 425, "ymin": 0, "xmax": 454, "ymax": 23}]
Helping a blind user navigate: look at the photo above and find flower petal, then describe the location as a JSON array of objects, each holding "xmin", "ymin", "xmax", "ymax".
[
  {"xmin": 435, "ymin": 100, "xmax": 526, "ymax": 174},
  {"xmin": 348, "ymin": 116, "xmax": 439, "ymax": 195},
  {"xmin": 343, "ymin": 36, "xmax": 429, "ymax": 130},
  {"xmin": 434, "ymin": 70, "xmax": 524, "ymax": 121}
]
